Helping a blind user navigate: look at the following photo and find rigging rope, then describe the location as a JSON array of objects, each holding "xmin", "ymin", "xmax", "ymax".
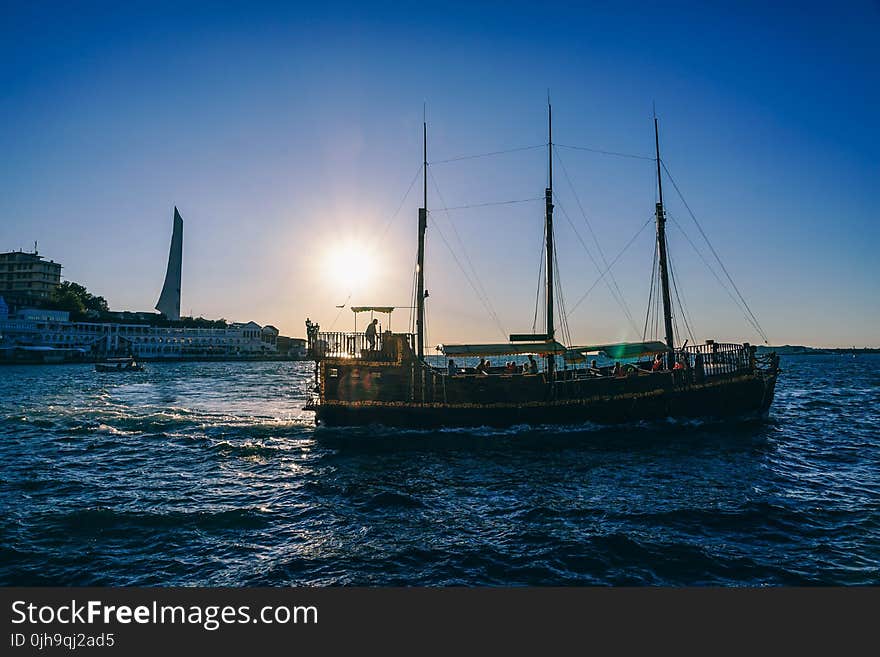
[
  {"xmin": 428, "ymin": 171, "xmax": 508, "ymax": 340},
  {"xmin": 660, "ymin": 160, "xmax": 769, "ymax": 343},
  {"xmin": 532, "ymin": 222, "xmax": 546, "ymax": 334},
  {"xmin": 565, "ymin": 215, "xmax": 654, "ymax": 319},
  {"xmin": 554, "ymin": 149, "xmax": 640, "ymax": 333},
  {"xmin": 327, "ymin": 292, "xmax": 352, "ymax": 331},
  {"xmin": 553, "ymin": 196, "xmax": 640, "ymax": 333},
  {"xmin": 429, "ymin": 144, "xmax": 545, "ymax": 165},
  {"xmin": 652, "ymin": 259, "xmax": 662, "ymax": 341},
  {"xmin": 429, "ymin": 171, "xmax": 509, "ymax": 339},
  {"xmin": 568, "ymin": 217, "xmax": 654, "ymax": 318},
  {"xmin": 668, "ymin": 215, "xmax": 767, "ymax": 343},
  {"xmin": 409, "ymin": 262, "xmax": 418, "ymax": 336},
  {"xmin": 436, "ymin": 197, "xmax": 543, "ymax": 212},
  {"xmin": 331, "ymin": 164, "xmax": 422, "ymax": 332},
  {"xmin": 555, "ymin": 143, "xmax": 655, "ymax": 161},
  {"xmin": 376, "ymin": 164, "xmax": 424, "ymax": 243},
  {"xmin": 667, "ymin": 249, "xmax": 697, "ymax": 345},
  {"xmin": 643, "ymin": 238, "xmax": 658, "ymax": 342},
  {"xmin": 672, "ymin": 307, "xmax": 683, "ymax": 352},
  {"xmin": 553, "ymin": 242, "xmax": 573, "ymax": 347}
]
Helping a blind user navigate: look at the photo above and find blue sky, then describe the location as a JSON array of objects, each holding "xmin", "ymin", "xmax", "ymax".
[{"xmin": 1, "ymin": 1, "xmax": 877, "ymax": 347}]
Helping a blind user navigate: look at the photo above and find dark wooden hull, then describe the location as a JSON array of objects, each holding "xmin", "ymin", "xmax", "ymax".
[{"xmin": 314, "ymin": 371, "xmax": 778, "ymax": 428}]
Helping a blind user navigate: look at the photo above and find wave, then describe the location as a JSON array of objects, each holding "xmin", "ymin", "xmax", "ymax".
[
  {"xmin": 39, "ymin": 507, "xmax": 274, "ymax": 533},
  {"xmin": 211, "ymin": 441, "xmax": 286, "ymax": 458},
  {"xmin": 361, "ymin": 491, "xmax": 427, "ymax": 510}
]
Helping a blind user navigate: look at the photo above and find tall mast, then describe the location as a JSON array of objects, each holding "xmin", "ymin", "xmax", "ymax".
[
  {"xmin": 545, "ymin": 97, "xmax": 555, "ymax": 380},
  {"xmin": 416, "ymin": 110, "xmax": 427, "ymax": 362},
  {"xmin": 654, "ymin": 115, "xmax": 675, "ymax": 361},
  {"xmin": 423, "ymin": 106, "xmax": 428, "ymax": 213}
]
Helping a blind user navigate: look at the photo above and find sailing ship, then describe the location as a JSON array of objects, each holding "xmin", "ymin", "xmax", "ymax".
[{"xmin": 305, "ymin": 106, "xmax": 780, "ymax": 428}]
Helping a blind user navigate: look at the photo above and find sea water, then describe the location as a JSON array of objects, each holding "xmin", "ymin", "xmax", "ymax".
[{"xmin": 1, "ymin": 355, "xmax": 877, "ymax": 585}]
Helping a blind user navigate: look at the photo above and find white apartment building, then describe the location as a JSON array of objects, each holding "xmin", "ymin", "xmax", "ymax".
[{"xmin": 0, "ymin": 309, "xmax": 279, "ymax": 359}]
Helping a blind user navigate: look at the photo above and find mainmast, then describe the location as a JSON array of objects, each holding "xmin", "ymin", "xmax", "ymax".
[
  {"xmin": 653, "ymin": 116, "xmax": 675, "ymax": 362},
  {"xmin": 545, "ymin": 98, "xmax": 555, "ymax": 380},
  {"xmin": 416, "ymin": 112, "xmax": 427, "ymax": 362}
]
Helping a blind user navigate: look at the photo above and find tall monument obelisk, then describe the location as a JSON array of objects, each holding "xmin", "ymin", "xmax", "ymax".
[{"xmin": 155, "ymin": 207, "xmax": 183, "ymax": 320}]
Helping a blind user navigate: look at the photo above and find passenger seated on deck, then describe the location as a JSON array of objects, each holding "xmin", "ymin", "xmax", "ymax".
[
  {"xmin": 673, "ymin": 357, "xmax": 685, "ymax": 371},
  {"xmin": 613, "ymin": 362, "xmax": 624, "ymax": 377},
  {"xmin": 652, "ymin": 353, "xmax": 663, "ymax": 371},
  {"xmin": 505, "ymin": 361, "xmax": 516, "ymax": 374},
  {"xmin": 589, "ymin": 359, "xmax": 601, "ymax": 375},
  {"xmin": 527, "ymin": 354, "xmax": 539, "ymax": 374}
]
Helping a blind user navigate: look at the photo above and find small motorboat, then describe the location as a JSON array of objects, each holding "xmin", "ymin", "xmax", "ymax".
[{"xmin": 95, "ymin": 357, "xmax": 144, "ymax": 372}]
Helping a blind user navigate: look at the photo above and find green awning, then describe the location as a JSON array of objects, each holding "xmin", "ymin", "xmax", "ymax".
[
  {"xmin": 351, "ymin": 306, "xmax": 395, "ymax": 314},
  {"xmin": 565, "ymin": 340, "xmax": 667, "ymax": 362},
  {"xmin": 440, "ymin": 341, "xmax": 568, "ymax": 357}
]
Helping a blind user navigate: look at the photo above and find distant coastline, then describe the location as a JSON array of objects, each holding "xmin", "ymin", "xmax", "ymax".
[
  {"xmin": 756, "ymin": 345, "xmax": 880, "ymax": 356},
  {"xmin": 0, "ymin": 353, "xmax": 310, "ymax": 366}
]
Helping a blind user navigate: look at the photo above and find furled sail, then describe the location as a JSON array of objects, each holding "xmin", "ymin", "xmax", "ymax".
[
  {"xmin": 155, "ymin": 207, "xmax": 183, "ymax": 320},
  {"xmin": 440, "ymin": 341, "xmax": 568, "ymax": 357},
  {"xmin": 564, "ymin": 340, "xmax": 667, "ymax": 362}
]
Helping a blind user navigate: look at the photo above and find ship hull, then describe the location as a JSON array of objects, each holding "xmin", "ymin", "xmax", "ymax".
[{"xmin": 314, "ymin": 371, "xmax": 778, "ymax": 428}]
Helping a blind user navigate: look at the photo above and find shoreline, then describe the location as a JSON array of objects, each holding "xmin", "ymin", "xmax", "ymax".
[{"xmin": 0, "ymin": 355, "xmax": 312, "ymax": 366}]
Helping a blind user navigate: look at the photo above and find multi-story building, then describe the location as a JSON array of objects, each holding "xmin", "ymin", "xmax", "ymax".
[
  {"xmin": 0, "ymin": 249, "xmax": 63, "ymax": 307},
  {"xmin": 276, "ymin": 335, "xmax": 307, "ymax": 358}
]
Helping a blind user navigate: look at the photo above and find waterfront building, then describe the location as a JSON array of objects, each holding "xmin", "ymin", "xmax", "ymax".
[
  {"xmin": 0, "ymin": 308, "xmax": 281, "ymax": 361},
  {"xmin": 0, "ymin": 249, "xmax": 62, "ymax": 306},
  {"xmin": 1, "ymin": 208, "xmax": 305, "ymax": 363},
  {"xmin": 275, "ymin": 335, "xmax": 307, "ymax": 359}
]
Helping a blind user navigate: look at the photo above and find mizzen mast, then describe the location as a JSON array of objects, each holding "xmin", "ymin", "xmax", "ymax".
[{"xmin": 653, "ymin": 115, "xmax": 676, "ymax": 362}]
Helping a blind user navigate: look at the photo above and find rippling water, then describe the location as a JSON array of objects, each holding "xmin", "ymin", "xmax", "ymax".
[{"xmin": 1, "ymin": 355, "xmax": 878, "ymax": 586}]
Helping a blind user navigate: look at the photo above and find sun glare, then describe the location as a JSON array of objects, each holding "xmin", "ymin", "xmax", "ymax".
[{"xmin": 324, "ymin": 239, "xmax": 377, "ymax": 292}]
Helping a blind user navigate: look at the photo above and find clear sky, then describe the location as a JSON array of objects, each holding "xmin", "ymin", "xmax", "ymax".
[{"xmin": 2, "ymin": 1, "xmax": 878, "ymax": 347}]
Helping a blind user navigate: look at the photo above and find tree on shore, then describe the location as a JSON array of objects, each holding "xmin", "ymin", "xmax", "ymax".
[{"xmin": 50, "ymin": 281, "xmax": 109, "ymax": 317}]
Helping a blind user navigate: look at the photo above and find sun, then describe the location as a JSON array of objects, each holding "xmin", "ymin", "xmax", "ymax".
[{"xmin": 324, "ymin": 239, "xmax": 377, "ymax": 293}]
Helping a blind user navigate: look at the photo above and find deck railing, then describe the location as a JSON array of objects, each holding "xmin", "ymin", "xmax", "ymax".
[
  {"xmin": 309, "ymin": 331, "xmax": 415, "ymax": 362},
  {"xmin": 680, "ymin": 342, "xmax": 753, "ymax": 378}
]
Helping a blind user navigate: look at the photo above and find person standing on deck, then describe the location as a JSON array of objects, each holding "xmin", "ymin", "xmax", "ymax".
[{"xmin": 365, "ymin": 318, "xmax": 379, "ymax": 350}]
